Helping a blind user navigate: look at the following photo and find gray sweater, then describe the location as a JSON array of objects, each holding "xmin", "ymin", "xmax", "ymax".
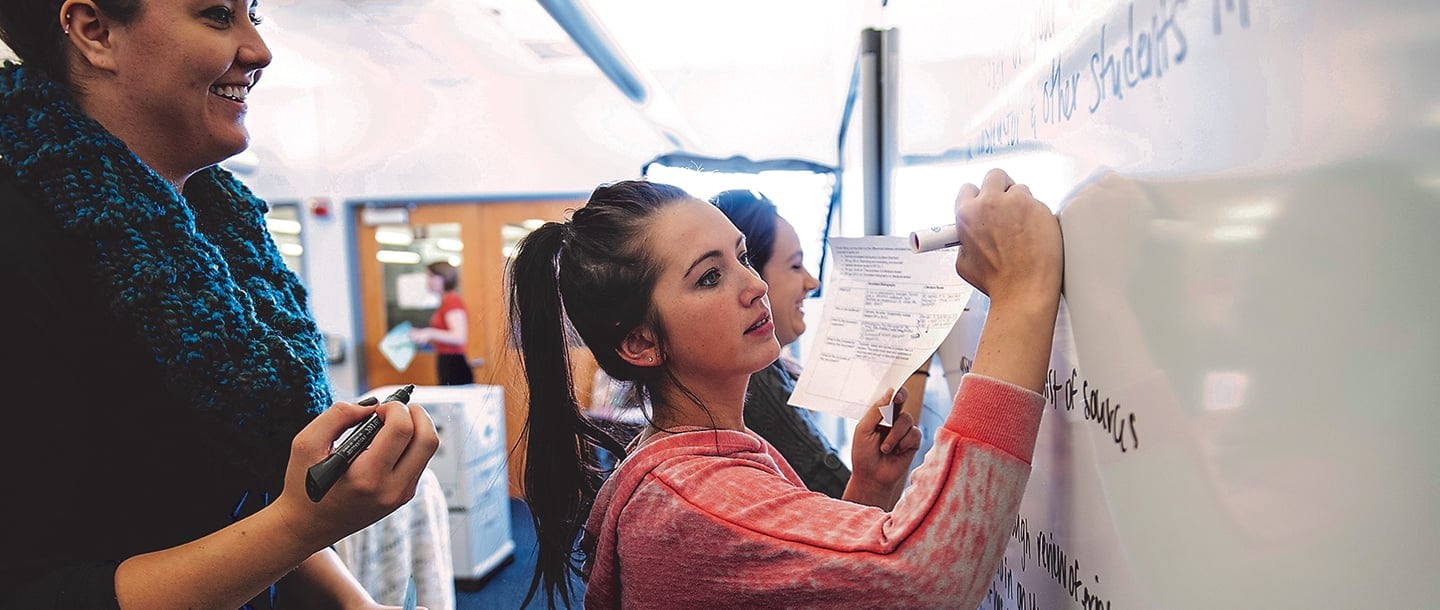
[{"xmin": 744, "ymin": 360, "xmax": 851, "ymax": 498}]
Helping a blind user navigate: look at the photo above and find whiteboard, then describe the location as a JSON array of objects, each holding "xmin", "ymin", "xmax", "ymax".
[{"xmin": 914, "ymin": 0, "xmax": 1440, "ymax": 607}]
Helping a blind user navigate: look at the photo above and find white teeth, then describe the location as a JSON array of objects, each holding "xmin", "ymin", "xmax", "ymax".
[{"xmin": 210, "ymin": 84, "xmax": 249, "ymax": 102}]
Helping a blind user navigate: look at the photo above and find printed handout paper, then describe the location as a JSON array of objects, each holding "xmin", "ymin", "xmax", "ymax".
[{"xmin": 788, "ymin": 236, "xmax": 973, "ymax": 422}]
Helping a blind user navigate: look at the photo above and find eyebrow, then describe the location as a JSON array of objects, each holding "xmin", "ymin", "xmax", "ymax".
[{"xmin": 684, "ymin": 236, "xmax": 746, "ymax": 278}]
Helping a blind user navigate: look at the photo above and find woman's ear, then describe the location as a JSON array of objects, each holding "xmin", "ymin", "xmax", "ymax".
[
  {"xmin": 616, "ymin": 327, "xmax": 662, "ymax": 368},
  {"xmin": 61, "ymin": 1, "xmax": 118, "ymax": 73}
]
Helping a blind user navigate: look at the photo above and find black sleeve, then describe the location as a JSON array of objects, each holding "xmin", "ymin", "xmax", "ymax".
[
  {"xmin": 744, "ymin": 364, "xmax": 851, "ymax": 499},
  {"xmin": 0, "ymin": 177, "xmax": 122, "ymax": 610},
  {"xmin": 0, "ymin": 562, "xmax": 122, "ymax": 610}
]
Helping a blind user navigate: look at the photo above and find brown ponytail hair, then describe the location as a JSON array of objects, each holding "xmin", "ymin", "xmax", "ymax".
[{"xmin": 508, "ymin": 179, "xmax": 691, "ymax": 607}]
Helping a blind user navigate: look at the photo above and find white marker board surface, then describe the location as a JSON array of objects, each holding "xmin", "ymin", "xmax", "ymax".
[{"xmin": 907, "ymin": 0, "xmax": 1440, "ymax": 607}]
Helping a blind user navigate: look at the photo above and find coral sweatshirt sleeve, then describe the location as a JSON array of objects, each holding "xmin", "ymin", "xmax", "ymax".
[{"xmin": 583, "ymin": 373, "xmax": 1045, "ymax": 609}]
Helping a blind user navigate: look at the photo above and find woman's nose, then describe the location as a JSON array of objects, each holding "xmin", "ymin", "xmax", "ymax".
[
  {"xmin": 239, "ymin": 22, "xmax": 274, "ymax": 71},
  {"xmin": 745, "ymin": 268, "xmax": 769, "ymax": 305}
]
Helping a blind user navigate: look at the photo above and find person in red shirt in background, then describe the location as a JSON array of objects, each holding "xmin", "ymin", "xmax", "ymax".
[{"xmin": 410, "ymin": 261, "xmax": 474, "ymax": 385}]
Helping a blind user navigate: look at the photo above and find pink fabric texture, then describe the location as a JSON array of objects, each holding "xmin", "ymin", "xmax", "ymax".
[{"xmin": 583, "ymin": 373, "xmax": 1044, "ymax": 609}]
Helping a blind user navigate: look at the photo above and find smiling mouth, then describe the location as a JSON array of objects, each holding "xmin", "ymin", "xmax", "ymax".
[
  {"xmin": 745, "ymin": 313, "xmax": 771, "ymax": 333},
  {"xmin": 210, "ymin": 84, "xmax": 250, "ymax": 103}
]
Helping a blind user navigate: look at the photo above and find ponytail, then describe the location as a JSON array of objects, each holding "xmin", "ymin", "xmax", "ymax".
[
  {"xmin": 507, "ymin": 179, "xmax": 693, "ymax": 608},
  {"xmin": 510, "ymin": 222, "xmax": 628, "ymax": 608}
]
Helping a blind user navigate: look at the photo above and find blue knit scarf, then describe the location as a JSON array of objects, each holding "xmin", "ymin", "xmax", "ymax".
[{"xmin": 0, "ymin": 62, "xmax": 331, "ymax": 477}]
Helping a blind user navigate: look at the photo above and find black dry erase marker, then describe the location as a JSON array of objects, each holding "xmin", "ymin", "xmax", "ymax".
[{"xmin": 305, "ymin": 384, "xmax": 415, "ymax": 502}]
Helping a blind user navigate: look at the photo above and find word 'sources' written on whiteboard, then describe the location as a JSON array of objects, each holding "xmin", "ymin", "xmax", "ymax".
[
  {"xmin": 788, "ymin": 236, "xmax": 972, "ymax": 421},
  {"xmin": 1044, "ymin": 367, "xmax": 1141, "ymax": 454},
  {"xmin": 949, "ymin": 298, "xmax": 1142, "ymax": 456}
]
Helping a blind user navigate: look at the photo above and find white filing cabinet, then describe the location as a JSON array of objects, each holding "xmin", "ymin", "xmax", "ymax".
[{"xmin": 380, "ymin": 384, "xmax": 514, "ymax": 582}]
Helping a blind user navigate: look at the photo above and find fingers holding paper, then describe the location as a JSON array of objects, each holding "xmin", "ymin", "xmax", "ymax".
[{"xmin": 844, "ymin": 388, "xmax": 922, "ymax": 510}]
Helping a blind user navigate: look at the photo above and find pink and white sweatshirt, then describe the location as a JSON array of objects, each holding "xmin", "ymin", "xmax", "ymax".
[{"xmin": 582, "ymin": 373, "xmax": 1045, "ymax": 609}]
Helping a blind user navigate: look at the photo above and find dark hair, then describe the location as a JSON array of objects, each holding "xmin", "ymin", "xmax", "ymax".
[
  {"xmin": 710, "ymin": 189, "xmax": 781, "ymax": 279},
  {"xmin": 508, "ymin": 179, "xmax": 694, "ymax": 608},
  {"xmin": 0, "ymin": 0, "xmax": 142, "ymax": 89},
  {"xmin": 426, "ymin": 261, "xmax": 459, "ymax": 291}
]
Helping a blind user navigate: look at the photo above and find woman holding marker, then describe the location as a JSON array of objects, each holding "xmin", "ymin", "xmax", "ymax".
[
  {"xmin": 509, "ymin": 170, "xmax": 1062, "ymax": 608},
  {"xmin": 0, "ymin": 1, "xmax": 437, "ymax": 608},
  {"xmin": 711, "ymin": 189, "xmax": 927, "ymax": 499}
]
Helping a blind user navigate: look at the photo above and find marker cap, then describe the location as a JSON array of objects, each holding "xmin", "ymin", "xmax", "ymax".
[{"xmin": 910, "ymin": 224, "xmax": 962, "ymax": 253}]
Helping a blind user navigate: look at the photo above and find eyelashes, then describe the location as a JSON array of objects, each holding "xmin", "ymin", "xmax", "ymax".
[
  {"xmin": 696, "ymin": 251, "xmax": 754, "ymax": 288},
  {"xmin": 203, "ymin": 6, "xmax": 264, "ymax": 27},
  {"xmin": 698, "ymin": 268, "xmax": 720, "ymax": 287}
]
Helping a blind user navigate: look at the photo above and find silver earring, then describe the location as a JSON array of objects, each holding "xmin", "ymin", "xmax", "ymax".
[
  {"xmin": 63, "ymin": 12, "xmax": 72, "ymax": 35},
  {"xmin": 647, "ymin": 356, "xmax": 654, "ymax": 363}
]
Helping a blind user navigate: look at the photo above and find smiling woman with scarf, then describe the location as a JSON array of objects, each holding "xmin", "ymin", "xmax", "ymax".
[{"xmin": 0, "ymin": 2, "xmax": 437, "ymax": 609}]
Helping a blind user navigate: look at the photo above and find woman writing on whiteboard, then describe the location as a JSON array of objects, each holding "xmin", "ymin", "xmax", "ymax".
[
  {"xmin": 508, "ymin": 169, "xmax": 1062, "ymax": 608},
  {"xmin": 711, "ymin": 189, "xmax": 930, "ymax": 499},
  {"xmin": 410, "ymin": 261, "xmax": 475, "ymax": 385}
]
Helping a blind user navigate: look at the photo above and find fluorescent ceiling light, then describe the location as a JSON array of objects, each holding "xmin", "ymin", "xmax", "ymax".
[
  {"xmin": 375, "ymin": 229, "xmax": 414, "ymax": 246},
  {"xmin": 376, "ymin": 250, "xmax": 422, "ymax": 264},
  {"xmin": 266, "ymin": 217, "xmax": 303, "ymax": 235}
]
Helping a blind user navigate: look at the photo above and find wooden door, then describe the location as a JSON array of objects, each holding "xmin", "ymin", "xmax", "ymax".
[{"xmin": 356, "ymin": 198, "xmax": 598, "ymax": 497}]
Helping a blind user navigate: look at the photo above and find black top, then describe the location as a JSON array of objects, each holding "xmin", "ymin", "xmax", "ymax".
[
  {"xmin": 744, "ymin": 360, "xmax": 851, "ymax": 498},
  {"xmin": 0, "ymin": 173, "xmax": 285, "ymax": 609}
]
